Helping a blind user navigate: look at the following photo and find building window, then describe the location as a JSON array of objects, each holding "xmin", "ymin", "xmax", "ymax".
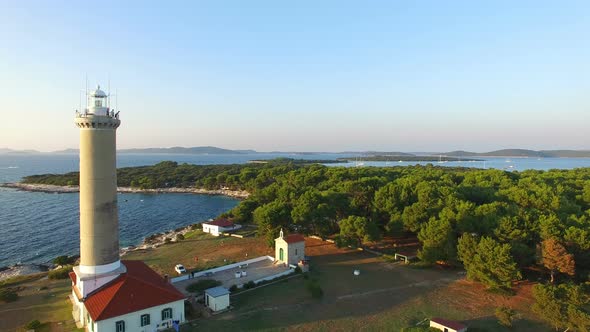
[
  {"xmin": 162, "ymin": 307, "xmax": 173, "ymax": 320},
  {"xmin": 295, "ymin": 249, "xmax": 298, "ymax": 255},
  {"xmin": 115, "ymin": 320, "xmax": 125, "ymax": 332},
  {"xmin": 140, "ymin": 314, "xmax": 150, "ymax": 327},
  {"xmin": 94, "ymin": 99, "xmax": 102, "ymax": 107}
]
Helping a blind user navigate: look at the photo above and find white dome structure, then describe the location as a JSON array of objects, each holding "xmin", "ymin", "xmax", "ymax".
[{"xmin": 90, "ymin": 85, "xmax": 107, "ymax": 98}]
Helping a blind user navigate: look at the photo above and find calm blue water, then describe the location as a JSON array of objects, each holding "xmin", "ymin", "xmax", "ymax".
[{"xmin": 1, "ymin": 153, "xmax": 590, "ymax": 267}]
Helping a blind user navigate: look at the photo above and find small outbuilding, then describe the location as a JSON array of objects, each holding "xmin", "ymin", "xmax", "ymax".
[
  {"xmin": 202, "ymin": 218, "xmax": 241, "ymax": 236},
  {"xmin": 274, "ymin": 229, "xmax": 305, "ymax": 266},
  {"xmin": 430, "ymin": 317, "xmax": 468, "ymax": 332},
  {"xmin": 204, "ymin": 286, "xmax": 230, "ymax": 312}
]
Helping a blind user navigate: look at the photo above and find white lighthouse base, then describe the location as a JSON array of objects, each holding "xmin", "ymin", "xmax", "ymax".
[
  {"xmin": 73, "ymin": 262, "xmax": 126, "ymax": 298},
  {"xmin": 79, "ymin": 260, "xmax": 121, "ymax": 275}
]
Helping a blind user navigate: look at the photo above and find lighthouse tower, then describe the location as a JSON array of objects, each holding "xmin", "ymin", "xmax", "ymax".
[
  {"xmin": 72, "ymin": 85, "xmax": 124, "ymax": 297},
  {"xmin": 69, "ymin": 86, "xmax": 185, "ymax": 332}
]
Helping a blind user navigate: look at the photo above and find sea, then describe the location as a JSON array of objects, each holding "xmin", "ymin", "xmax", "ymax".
[{"xmin": 1, "ymin": 153, "xmax": 590, "ymax": 267}]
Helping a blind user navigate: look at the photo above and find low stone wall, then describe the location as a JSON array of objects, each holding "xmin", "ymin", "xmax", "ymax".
[
  {"xmin": 170, "ymin": 256, "xmax": 274, "ymax": 283},
  {"xmin": 252, "ymin": 269, "xmax": 294, "ymax": 285}
]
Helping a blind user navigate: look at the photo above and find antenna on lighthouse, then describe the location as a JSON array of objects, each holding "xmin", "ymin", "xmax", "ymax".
[
  {"xmin": 107, "ymin": 75, "xmax": 111, "ymax": 109},
  {"xmin": 85, "ymin": 74, "xmax": 88, "ymax": 110}
]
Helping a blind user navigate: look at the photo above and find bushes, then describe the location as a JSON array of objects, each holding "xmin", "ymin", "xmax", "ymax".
[
  {"xmin": 243, "ymin": 281, "xmax": 256, "ymax": 289},
  {"xmin": 185, "ymin": 279, "xmax": 221, "ymax": 293},
  {"xmin": 24, "ymin": 320, "xmax": 41, "ymax": 330},
  {"xmin": 176, "ymin": 233, "xmax": 185, "ymax": 241},
  {"xmin": 48, "ymin": 266, "xmax": 72, "ymax": 280},
  {"xmin": 305, "ymin": 279, "xmax": 323, "ymax": 299},
  {"xmin": 52, "ymin": 255, "xmax": 75, "ymax": 266},
  {"xmin": 401, "ymin": 327, "xmax": 439, "ymax": 332},
  {"xmin": 495, "ymin": 306, "xmax": 516, "ymax": 327},
  {"xmin": 229, "ymin": 284, "xmax": 238, "ymax": 292},
  {"xmin": 0, "ymin": 288, "xmax": 18, "ymax": 302}
]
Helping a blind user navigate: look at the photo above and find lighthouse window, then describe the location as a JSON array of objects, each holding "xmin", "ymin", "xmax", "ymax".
[{"xmin": 94, "ymin": 99, "xmax": 102, "ymax": 107}]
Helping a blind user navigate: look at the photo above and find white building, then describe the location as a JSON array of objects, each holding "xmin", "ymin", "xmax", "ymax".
[
  {"xmin": 204, "ymin": 286, "xmax": 230, "ymax": 312},
  {"xmin": 202, "ymin": 218, "xmax": 241, "ymax": 236},
  {"xmin": 70, "ymin": 261, "xmax": 185, "ymax": 332},
  {"xmin": 274, "ymin": 229, "xmax": 305, "ymax": 266},
  {"xmin": 430, "ymin": 317, "xmax": 468, "ymax": 332}
]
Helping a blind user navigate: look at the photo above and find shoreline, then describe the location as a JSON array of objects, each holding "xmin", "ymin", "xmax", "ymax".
[
  {"xmin": 0, "ymin": 221, "xmax": 205, "ymax": 281},
  {"xmin": 0, "ymin": 182, "xmax": 246, "ymax": 279},
  {"xmin": 1, "ymin": 182, "xmax": 249, "ymax": 199}
]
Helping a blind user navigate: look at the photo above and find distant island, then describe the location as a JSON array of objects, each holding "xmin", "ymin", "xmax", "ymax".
[
  {"xmin": 248, "ymin": 157, "xmax": 346, "ymax": 164},
  {"xmin": 2, "ymin": 146, "xmax": 590, "ymax": 157},
  {"xmin": 0, "ymin": 148, "xmax": 41, "ymax": 154},
  {"xmin": 338, "ymin": 155, "xmax": 482, "ymax": 162},
  {"xmin": 442, "ymin": 149, "xmax": 590, "ymax": 158},
  {"xmin": 52, "ymin": 146, "xmax": 257, "ymax": 155}
]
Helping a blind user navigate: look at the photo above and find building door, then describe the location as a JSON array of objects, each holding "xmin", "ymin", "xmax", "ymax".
[{"xmin": 279, "ymin": 248, "xmax": 284, "ymax": 261}]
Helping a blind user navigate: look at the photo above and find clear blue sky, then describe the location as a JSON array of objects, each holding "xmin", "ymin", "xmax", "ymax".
[{"xmin": 1, "ymin": 1, "xmax": 588, "ymax": 152}]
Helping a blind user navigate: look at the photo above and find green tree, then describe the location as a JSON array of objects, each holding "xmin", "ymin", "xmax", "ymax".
[
  {"xmin": 532, "ymin": 283, "xmax": 590, "ymax": 331},
  {"xmin": 457, "ymin": 233, "xmax": 478, "ymax": 277},
  {"xmin": 495, "ymin": 306, "xmax": 516, "ymax": 327},
  {"xmin": 338, "ymin": 216, "xmax": 380, "ymax": 247},
  {"xmin": 230, "ymin": 199, "xmax": 259, "ymax": 224},
  {"xmin": 458, "ymin": 236, "xmax": 521, "ymax": 289},
  {"xmin": 418, "ymin": 218, "xmax": 456, "ymax": 264},
  {"xmin": 252, "ymin": 201, "xmax": 291, "ymax": 246}
]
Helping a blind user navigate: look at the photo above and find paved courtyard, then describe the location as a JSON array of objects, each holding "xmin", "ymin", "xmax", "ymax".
[{"xmin": 173, "ymin": 258, "xmax": 291, "ymax": 295}]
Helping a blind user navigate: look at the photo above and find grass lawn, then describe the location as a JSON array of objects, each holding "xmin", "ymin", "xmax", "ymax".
[
  {"xmin": 188, "ymin": 238, "xmax": 552, "ymax": 332},
  {"xmin": 1, "ymin": 236, "xmax": 552, "ymax": 332},
  {"xmin": 124, "ymin": 230, "xmax": 272, "ymax": 276},
  {"xmin": 0, "ymin": 276, "xmax": 83, "ymax": 332}
]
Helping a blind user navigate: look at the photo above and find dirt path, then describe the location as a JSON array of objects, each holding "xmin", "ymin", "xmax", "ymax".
[{"xmin": 336, "ymin": 277, "xmax": 457, "ymax": 300}]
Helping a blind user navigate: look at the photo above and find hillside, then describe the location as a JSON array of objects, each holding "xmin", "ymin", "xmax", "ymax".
[
  {"xmin": 52, "ymin": 146, "xmax": 257, "ymax": 155},
  {"xmin": 443, "ymin": 149, "xmax": 590, "ymax": 158},
  {"xmin": 0, "ymin": 148, "xmax": 40, "ymax": 154}
]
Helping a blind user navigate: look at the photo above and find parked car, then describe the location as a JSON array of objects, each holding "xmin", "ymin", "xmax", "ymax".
[{"xmin": 174, "ymin": 264, "xmax": 186, "ymax": 274}]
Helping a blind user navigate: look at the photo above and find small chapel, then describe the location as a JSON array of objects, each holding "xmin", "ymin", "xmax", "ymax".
[{"xmin": 274, "ymin": 229, "xmax": 306, "ymax": 266}]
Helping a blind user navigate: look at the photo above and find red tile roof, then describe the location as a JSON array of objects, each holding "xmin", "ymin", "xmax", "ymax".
[
  {"xmin": 204, "ymin": 218, "xmax": 234, "ymax": 227},
  {"xmin": 69, "ymin": 271, "xmax": 77, "ymax": 285},
  {"xmin": 84, "ymin": 260, "xmax": 185, "ymax": 321},
  {"xmin": 283, "ymin": 234, "xmax": 305, "ymax": 244},
  {"xmin": 431, "ymin": 317, "xmax": 467, "ymax": 330}
]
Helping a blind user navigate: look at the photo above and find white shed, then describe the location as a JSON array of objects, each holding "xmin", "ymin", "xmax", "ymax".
[
  {"xmin": 204, "ymin": 286, "xmax": 230, "ymax": 312},
  {"xmin": 430, "ymin": 317, "xmax": 468, "ymax": 332},
  {"xmin": 202, "ymin": 218, "xmax": 241, "ymax": 236}
]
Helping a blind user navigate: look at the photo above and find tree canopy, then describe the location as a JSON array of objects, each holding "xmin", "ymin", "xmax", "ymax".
[{"xmin": 24, "ymin": 161, "xmax": 590, "ymax": 287}]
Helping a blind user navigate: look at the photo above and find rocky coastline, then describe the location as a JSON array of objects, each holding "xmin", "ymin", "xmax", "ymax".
[
  {"xmin": 0, "ymin": 222, "xmax": 203, "ymax": 280},
  {"xmin": 0, "ymin": 182, "xmax": 245, "ymax": 280},
  {"xmin": 1, "ymin": 182, "xmax": 249, "ymax": 199}
]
